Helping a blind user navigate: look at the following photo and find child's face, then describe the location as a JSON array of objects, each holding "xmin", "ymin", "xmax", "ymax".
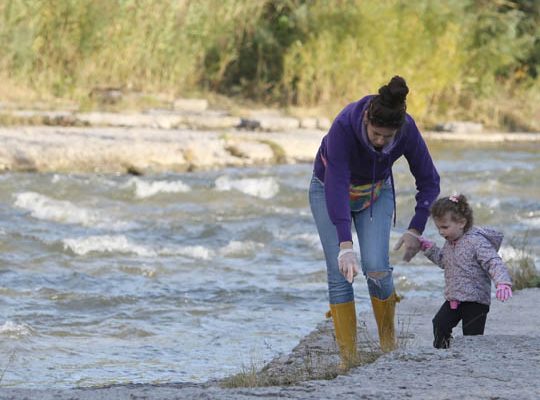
[{"xmin": 433, "ymin": 213, "xmax": 467, "ymax": 242}]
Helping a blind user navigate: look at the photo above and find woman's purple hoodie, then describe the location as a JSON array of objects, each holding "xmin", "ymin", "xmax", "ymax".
[{"xmin": 313, "ymin": 95, "xmax": 440, "ymax": 243}]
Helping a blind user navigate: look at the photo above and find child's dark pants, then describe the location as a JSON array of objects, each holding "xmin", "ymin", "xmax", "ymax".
[{"xmin": 432, "ymin": 301, "xmax": 490, "ymax": 349}]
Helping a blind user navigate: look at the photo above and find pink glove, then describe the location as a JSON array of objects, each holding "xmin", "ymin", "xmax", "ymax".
[
  {"xmin": 338, "ymin": 248, "xmax": 359, "ymax": 284},
  {"xmin": 419, "ymin": 237, "xmax": 434, "ymax": 251},
  {"xmin": 449, "ymin": 300, "xmax": 460, "ymax": 310},
  {"xmin": 496, "ymin": 283, "xmax": 512, "ymax": 302},
  {"xmin": 400, "ymin": 231, "xmax": 433, "ymax": 253}
]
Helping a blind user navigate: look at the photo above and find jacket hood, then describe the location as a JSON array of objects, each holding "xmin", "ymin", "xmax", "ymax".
[
  {"xmin": 350, "ymin": 95, "xmax": 406, "ymax": 158},
  {"xmin": 471, "ymin": 226, "xmax": 504, "ymax": 250}
]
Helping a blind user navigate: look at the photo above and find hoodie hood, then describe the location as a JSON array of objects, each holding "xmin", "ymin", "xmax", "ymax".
[
  {"xmin": 352, "ymin": 95, "xmax": 406, "ymax": 158},
  {"xmin": 472, "ymin": 226, "xmax": 504, "ymax": 250}
]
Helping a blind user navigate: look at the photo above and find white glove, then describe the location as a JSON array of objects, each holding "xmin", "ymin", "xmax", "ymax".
[
  {"xmin": 338, "ymin": 248, "xmax": 359, "ymax": 283},
  {"xmin": 393, "ymin": 230, "xmax": 422, "ymax": 262}
]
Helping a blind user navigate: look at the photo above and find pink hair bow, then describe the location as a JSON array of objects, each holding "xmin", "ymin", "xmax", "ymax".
[{"xmin": 449, "ymin": 194, "xmax": 459, "ymax": 203}]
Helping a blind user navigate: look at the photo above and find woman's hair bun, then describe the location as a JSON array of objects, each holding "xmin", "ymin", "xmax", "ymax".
[
  {"xmin": 378, "ymin": 75, "xmax": 409, "ymax": 107},
  {"xmin": 367, "ymin": 75, "xmax": 409, "ymax": 128}
]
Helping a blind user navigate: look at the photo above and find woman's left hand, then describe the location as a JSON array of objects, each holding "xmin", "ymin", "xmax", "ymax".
[{"xmin": 394, "ymin": 230, "xmax": 422, "ymax": 262}]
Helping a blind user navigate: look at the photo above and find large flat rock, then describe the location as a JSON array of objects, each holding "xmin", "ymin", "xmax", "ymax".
[
  {"xmin": 0, "ymin": 126, "xmax": 325, "ymax": 173},
  {"xmin": 0, "ymin": 122, "xmax": 538, "ymax": 174}
]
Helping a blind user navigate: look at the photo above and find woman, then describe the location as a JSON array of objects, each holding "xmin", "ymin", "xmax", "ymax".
[{"xmin": 309, "ymin": 76, "xmax": 440, "ymax": 366}]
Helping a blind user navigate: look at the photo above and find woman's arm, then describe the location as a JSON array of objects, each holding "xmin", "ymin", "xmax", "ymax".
[
  {"xmin": 402, "ymin": 117, "xmax": 440, "ymax": 235},
  {"xmin": 323, "ymin": 119, "xmax": 354, "ymax": 244}
]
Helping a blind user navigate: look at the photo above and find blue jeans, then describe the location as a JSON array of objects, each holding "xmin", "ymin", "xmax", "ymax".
[{"xmin": 309, "ymin": 175, "xmax": 395, "ymax": 304}]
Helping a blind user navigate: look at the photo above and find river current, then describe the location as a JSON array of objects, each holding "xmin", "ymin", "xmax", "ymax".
[{"xmin": 0, "ymin": 141, "xmax": 538, "ymax": 387}]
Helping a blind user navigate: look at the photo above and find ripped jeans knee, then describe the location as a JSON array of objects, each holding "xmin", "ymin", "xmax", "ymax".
[{"xmin": 366, "ymin": 270, "xmax": 395, "ymax": 300}]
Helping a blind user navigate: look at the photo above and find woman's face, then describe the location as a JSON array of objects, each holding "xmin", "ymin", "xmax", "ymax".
[
  {"xmin": 433, "ymin": 213, "xmax": 467, "ymax": 242},
  {"xmin": 365, "ymin": 116, "xmax": 397, "ymax": 150}
]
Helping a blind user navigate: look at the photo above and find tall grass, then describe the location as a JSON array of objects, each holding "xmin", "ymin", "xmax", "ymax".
[
  {"xmin": 0, "ymin": 0, "xmax": 267, "ymax": 97},
  {"xmin": 282, "ymin": 1, "xmax": 467, "ymax": 119},
  {"xmin": 506, "ymin": 233, "xmax": 540, "ymax": 290},
  {"xmin": 0, "ymin": 0, "xmax": 538, "ymax": 130},
  {"xmin": 282, "ymin": 0, "xmax": 539, "ymax": 127}
]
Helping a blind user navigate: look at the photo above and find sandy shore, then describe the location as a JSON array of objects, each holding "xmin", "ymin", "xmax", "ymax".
[{"xmin": 1, "ymin": 288, "xmax": 538, "ymax": 400}]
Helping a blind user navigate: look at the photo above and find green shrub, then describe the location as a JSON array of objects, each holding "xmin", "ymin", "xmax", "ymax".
[{"xmin": 0, "ymin": 0, "xmax": 538, "ymax": 130}]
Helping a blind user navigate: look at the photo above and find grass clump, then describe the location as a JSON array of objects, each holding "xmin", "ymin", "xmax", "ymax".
[
  {"xmin": 505, "ymin": 234, "xmax": 540, "ymax": 290},
  {"xmin": 221, "ymin": 348, "xmax": 358, "ymax": 389},
  {"xmin": 220, "ymin": 359, "xmax": 270, "ymax": 388},
  {"xmin": 220, "ymin": 314, "xmax": 413, "ymax": 388}
]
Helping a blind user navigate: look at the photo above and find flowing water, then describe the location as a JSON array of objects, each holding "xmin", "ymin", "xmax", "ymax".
[{"xmin": 0, "ymin": 141, "xmax": 538, "ymax": 388}]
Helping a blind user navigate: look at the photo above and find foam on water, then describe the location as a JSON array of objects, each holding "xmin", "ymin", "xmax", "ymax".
[
  {"xmin": 214, "ymin": 175, "xmax": 279, "ymax": 199},
  {"xmin": 15, "ymin": 192, "xmax": 99, "ymax": 225},
  {"xmin": 62, "ymin": 236, "xmax": 259, "ymax": 260},
  {"xmin": 159, "ymin": 245, "xmax": 215, "ymax": 260},
  {"xmin": 14, "ymin": 192, "xmax": 133, "ymax": 230},
  {"xmin": 126, "ymin": 177, "xmax": 191, "ymax": 198},
  {"xmin": 63, "ymin": 235, "xmax": 156, "ymax": 256},
  {"xmin": 518, "ymin": 211, "xmax": 540, "ymax": 228},
  {"xmin": 269, "ymin": 206, "xmax": 312, "ymax": 217},
  {"xmin": 0, "ymin": 321, "xmax": 33, "ymax": 338},
  {"xmin": 290, "ymin": 233, "xmax": 323, "ymax": 250},
  {"xmin": 219, "ymin": 240, "xmax": 264, "ymax": 257}
]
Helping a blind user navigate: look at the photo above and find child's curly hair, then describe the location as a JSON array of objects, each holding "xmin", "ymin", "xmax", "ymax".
[{"xmin": 430, "ymin": 194, "xmax": 474, "ymax": 232}]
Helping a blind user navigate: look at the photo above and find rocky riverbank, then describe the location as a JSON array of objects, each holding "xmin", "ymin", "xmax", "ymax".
[
  {"xmin": 1, "ymin": 288, "xmax": 538, "ymax": 400},
  {"xmin": 1, "ymin": 104, "xmax": 539, "ymax": 174},
  {"xmin": 0, "ymin": 125, "xmax": 325, "ymax": 174}
]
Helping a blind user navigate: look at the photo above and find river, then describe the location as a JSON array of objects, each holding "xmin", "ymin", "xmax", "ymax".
[{"xmin": 0, "ymin": 141, "xmax": 538, "ymax": 388}]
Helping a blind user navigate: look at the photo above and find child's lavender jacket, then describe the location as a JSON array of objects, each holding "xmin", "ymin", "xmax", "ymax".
[{"xmin": 424, "ymin": 226, "xmax": 512, "ymax": 305}]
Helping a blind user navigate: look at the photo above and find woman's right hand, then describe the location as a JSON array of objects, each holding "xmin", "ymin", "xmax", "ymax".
[
  {"xmin": 394, "ymin": 230, "xmax": 422, "ymax": 262},
  {"xmin": 338, "ymin": 248, "xmax": 359, "ymax": 283}
]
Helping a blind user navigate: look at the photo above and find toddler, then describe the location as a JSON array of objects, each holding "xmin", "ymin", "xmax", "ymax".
[{"xmin": 414, "ymin": 194, "xmax": 512, "ymax": 349}]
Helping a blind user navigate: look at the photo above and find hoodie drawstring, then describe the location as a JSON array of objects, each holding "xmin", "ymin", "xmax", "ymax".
[
  {"xmin": 387, "ymin": 156, "xmax": 397, "ymax": 226},
  {"xmin": 390, "ymin": 168, "xmax": 397, "ymax": 227}
]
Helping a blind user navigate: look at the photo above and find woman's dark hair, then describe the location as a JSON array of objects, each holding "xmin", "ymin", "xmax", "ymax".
[
  {"xmin": 367, "ymin": 76, "xmax": 409, "ymax": 128},
  {"xmin": 430, "ymin": 194, "xmax": 474, "ymax": 232}
]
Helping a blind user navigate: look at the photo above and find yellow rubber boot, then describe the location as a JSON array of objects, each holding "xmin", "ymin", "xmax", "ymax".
[
  {"xmin": 370, "ymin": 292, "xmax": 400, "ymax": 352},
  {"xmin": 328, "ymin": 301, "xmax": 358, "ymax": 369}
]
